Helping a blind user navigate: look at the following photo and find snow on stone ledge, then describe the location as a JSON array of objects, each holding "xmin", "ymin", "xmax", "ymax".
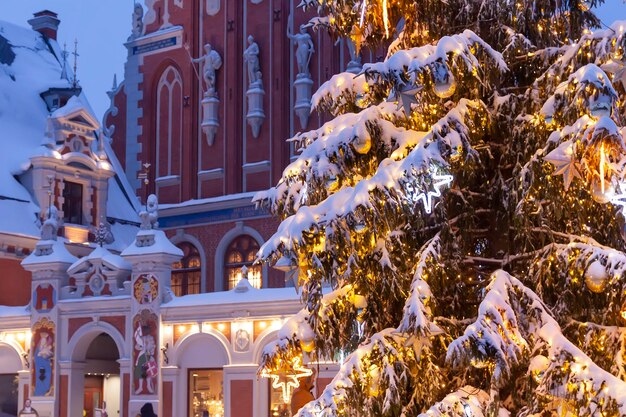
[
  {"xmin": 121, "ymin": 229, "xmax": 183, "ymax": 257},
  {"xmin": 162, "ymin": 286, "xmax": 300, "ymax": 308},
  {"xmin": 21, "ymin": 239, "xmax": 78, "ymax": 266}
]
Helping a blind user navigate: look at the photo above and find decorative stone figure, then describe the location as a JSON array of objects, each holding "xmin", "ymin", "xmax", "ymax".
[
  {"xmin": 346, "ymin": 37, "xmax": 362, "ymax": 74},
  {"xmin": 206, "ymin": 0, "xmax": 220, "ymax": 16},
  {"xmin": 129, "ymin": 3, "xmax": 144, "ymax": 40},
  {"xmin": 288, "ymin": 25, "xmax": 314, "ymax": 77},
  {"xmin": 192, "ymin": 44, "xmax": 223, "ymax": 145},
  {"xmin": 192, "ymin": 44, "xmax": 222, "ymax": 95},
  {"xmin": 41, "ymin": 206, "xmax": 59, "ymax": 241},
  {"xmin": 139, "ymin": 194, "xmax": 159, "ymax": 230},
  {"xmin": 288, "ymin": 24, "xmax": 315, "ymax": 129},
  {"xmin": 244, "ymin": 35, "xmax": 261, "ymax": 87},
  {"xmin": 244, "ymin": 35, "xmax": 265, "ymax": 138}
]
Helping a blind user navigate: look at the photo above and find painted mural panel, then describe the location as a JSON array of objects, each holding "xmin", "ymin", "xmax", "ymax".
[
  {"xmin": 31, "ymin": 318, "xmax": 54, "ymax": 396},
  {"xmin": 133, "ymin": 309, "xmax": 159, "ymax": 395},
  {"xmin": 33, "ymin": 284, "xmax": 56, "ymax": 313},
  {"xmin": 133, "ymin": 274, "xmax": 159, "ymax": 304}
]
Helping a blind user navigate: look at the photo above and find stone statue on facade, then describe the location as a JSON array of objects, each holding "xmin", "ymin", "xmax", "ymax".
[
  {"xmin": 287, "ymin": 19, "xmax": 315, "ymax": 130},
  {"xmin": 244, "ymin": 35, "xmax": 265, "ymax": 138},
  {"xmin": 287, "ymin": 24, "xmax": 314, "ymax": 77},
  {"xmin": 41, "ymin": 206, "xmax": 59, "ymax": 241},
  {"xmin": 243, "ymin": 35, "xmax": 261, "ymax": 86},
  {"xmin": 191, "ymin": 43, "xmax": 222, "ymax": 96},
  {"xmin": 129, "ymin": 3, "xmax": 144, "ymax": 40},
  {"xmin": 139, "ymin": 194, "xmax": 159, "ymax": 230}
]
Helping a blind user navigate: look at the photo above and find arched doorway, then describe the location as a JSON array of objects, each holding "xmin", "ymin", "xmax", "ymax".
[
  {"xmin": 83, "ymin": 333, "xmax": 121, "ymax": 417},
  {"xmin": 68, "ymin": 326, "xmax": 124, "ymax": 417},
  {"xmin": 0, "ymin": 343, "xmax": 23, "ymax": 417}
]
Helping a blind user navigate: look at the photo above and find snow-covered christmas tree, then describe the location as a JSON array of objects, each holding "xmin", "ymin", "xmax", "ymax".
[{"xmin": 255, "ymin": 1, "xmax": 626, "ymax": 415}]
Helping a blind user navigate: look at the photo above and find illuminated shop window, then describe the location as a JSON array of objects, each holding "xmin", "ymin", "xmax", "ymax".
[
  {"xmin": 171, "ymin": 242, "xmax": 201, "ymax": 296},
  {"xmin": 188, "ymin": 369, "xmax": 223, "ymax": 417},
  {"xmin": 224, "ymin": 235, "xmax": 262, "ymax": 290}
]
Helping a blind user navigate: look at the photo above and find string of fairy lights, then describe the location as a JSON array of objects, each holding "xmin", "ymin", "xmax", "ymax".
[{"xmin": 258, "ymin": 1, "xmax": 626, "ymax": 416}]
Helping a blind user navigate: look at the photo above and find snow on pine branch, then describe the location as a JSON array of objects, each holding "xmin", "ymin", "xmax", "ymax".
[
  {"xmin": 416, "ymin": 386, "xmax": 505, "ymax": 417},
  {"xmin": 540, "ymin": 64, "xmax": 619, "ymax": 124},
  {"xmin": 362, "ymin": 29, "xmax": 507, "ymax": 85},
  {"xmin": 312, "ymin": 72, "xmax": 371, "ymax": 115},
  {"xmin": 532, "ymin": 21, "xmax": 626, "ymax": 104},
  {"xmin": 399, "ymin": 233, "xmax": 442, "ymax": 336},
  {"xmin": 254, "ymin": 99, "xmax": 485, "ymax": 240},
  {"xmin": 294, "ymin": 328, "xmax": 443, "ymax": 417},
  {"xmin": 449, "ymin": 270, "xmax": 626, "ymax": 415},
  {"xmin": 446, "ymin": 272, "xmax": 528, "ymax": 386},
  {"xmin": 313, "ymin": 30, "xmax": 506, "ymax": 115},
  {"xmin": 532, "ymin": 239, "xmax": 626, "ymax": 283},
  {"xmin": 259, "ymin": 284, "xmax": 362, "ymax": 367}
]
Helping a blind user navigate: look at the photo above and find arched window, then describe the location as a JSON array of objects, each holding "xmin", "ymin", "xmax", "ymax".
[
  {"xmin": 171, "ymin": 242, "xmax": 201, "ymax": 296},
  {"xmin": 224, "ymin": 235, "xmax": 262, "ymax": 290},
  {"xmin": 156, "ymin": 66, "xmax": 183, "ymax": 179}
]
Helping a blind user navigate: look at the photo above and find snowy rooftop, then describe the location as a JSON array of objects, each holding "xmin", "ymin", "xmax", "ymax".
[
  {"xmin": 0, "ymin": 19, "xmax": 139, "ymax": 246},
  {"xmin": 161, "ymin": 284, "xmax": 303, "ymax": 321}
]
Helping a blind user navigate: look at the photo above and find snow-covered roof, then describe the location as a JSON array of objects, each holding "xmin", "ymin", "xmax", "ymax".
[{"xmin": 0, "ymin": 19, "xmax": 139, "ymax": 246}]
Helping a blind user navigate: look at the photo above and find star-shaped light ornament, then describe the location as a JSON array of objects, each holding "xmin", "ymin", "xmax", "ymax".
[
  {"xmin": 396, "ymin": 83, "xmax": 423, "ymax": 116},
  {"xmin": 543, "ymin": 141, "xmax": 582, "ymax": 191},
  {"xmin": 601, "ymin": 59, "xmax": 626, "ymax": 91},
  {"xmin": 260, "ymin": 356, "xmax": 313, "ymax": 403},
  {"xmin": 405, "ymin": 167, "xmax": 454, "ymax": 213}
]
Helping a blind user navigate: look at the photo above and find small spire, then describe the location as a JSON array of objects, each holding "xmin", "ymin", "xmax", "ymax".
[
  {"xmin": 112, "ymin": 73, "xmax": 118, "ymax": 90},
  {"xmin": 72, "ymin": 38, "xmax": 80, "ymax": 88}
]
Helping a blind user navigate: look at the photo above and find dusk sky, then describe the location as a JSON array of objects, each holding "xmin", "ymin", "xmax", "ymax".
[{"xmin": 1, "ymin": 1, "xmax": 626, "ymax": 119}]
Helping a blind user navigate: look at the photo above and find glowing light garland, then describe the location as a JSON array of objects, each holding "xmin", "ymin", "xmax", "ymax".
[
  {"xmin": 260, "ymin": 356, "xmax": 313, "ymax": 403},
  {"xmin": 404, "ymin": 168, "xmax": 454, "ymax": 214}
]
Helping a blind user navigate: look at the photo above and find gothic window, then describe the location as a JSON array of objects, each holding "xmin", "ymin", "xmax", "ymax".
[
  {"xmin": 156, "ymin": 66, "xmax": 183, "ymax": 179},
  {"xmin": 62, "ymin": 180, "xmax": 83, "ymax": 224},
  {"xmin": 171, "ymin": 242, "xmax": 201, "ymax": 296},
  {"xmin": 224, "ymin": 235, "xmax": 262, "ymax": 290}
]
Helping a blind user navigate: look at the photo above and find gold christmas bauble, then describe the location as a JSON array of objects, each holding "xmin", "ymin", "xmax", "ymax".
[
  {"xmin": 431, "ymin": 61, "xmax": 456, "ymax": 99},
  {"xmin": 352, "ymin": 135, "xmax": 371, "ymax": 154},
  {"xmin": 433, "ymin": 74, "xmax": 456, "ymax": 99},
  {"xmin": 585, "ymin": 260, "xmax": 608, "ymax": 293},
  {"xmin": 590, "ymin": 176, "xmax": 612, "ymax": 204}
]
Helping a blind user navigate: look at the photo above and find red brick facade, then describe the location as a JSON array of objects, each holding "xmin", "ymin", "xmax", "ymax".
[
  {"xmin": 0, "ymin": 258, "xmax": 32, "ymax": 306},
  {"xmin": 105, "ymin": 0, "xmax": 367, "ymax": 294}
]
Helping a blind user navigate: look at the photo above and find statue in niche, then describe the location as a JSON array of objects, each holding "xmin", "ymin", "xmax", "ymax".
[
  {"xmin": 243, "ymin": 35, "xmax": 261, "ymax": 86},
  {"xmin": 129, "ymin": 3, "xmax": 144, "ymax": 40},
  {"xmin": 191, "ymin": 44, "xmax": 222, "ymax": 96},
  {"xmin": 287, "ymin": 24, "xmax": 314, "ymax": 77}
]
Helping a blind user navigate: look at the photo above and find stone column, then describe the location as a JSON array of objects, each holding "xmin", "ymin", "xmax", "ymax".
[
  {"xmin": 223, "ymin": 365, "xmax": 258, "ymax": 417},
  {"xmin": 122, "ymin": 227, "xmax": 182, "ymax": 417},
  {"xmin": 22, "ymin": 237, "xmax": 77, "ymax": 417}
]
